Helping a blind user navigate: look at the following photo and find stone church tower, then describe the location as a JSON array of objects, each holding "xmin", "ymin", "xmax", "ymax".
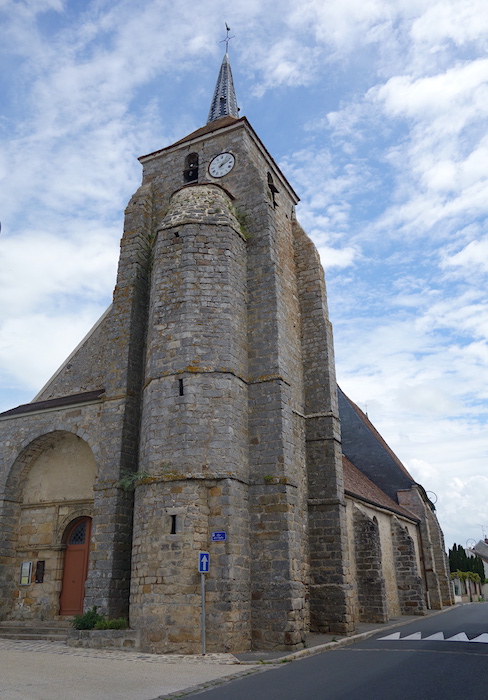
[
  {"xmin": 125, "ymin": 50, "xmax": 354, "ymax": 651},
  {"xmin": 0, "ymin": 48, "xmax": 452, "ymax": 653}
]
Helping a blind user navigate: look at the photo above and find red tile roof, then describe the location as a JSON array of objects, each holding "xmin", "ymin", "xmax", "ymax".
[{"xmin": 343, "ymin": 456, "xmax": 418, "ymax": 522}]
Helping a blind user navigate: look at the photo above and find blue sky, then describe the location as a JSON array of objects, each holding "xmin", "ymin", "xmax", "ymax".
[{"xmin": 1, "ymin": 0, "xmax": 488, "ymax": 549}]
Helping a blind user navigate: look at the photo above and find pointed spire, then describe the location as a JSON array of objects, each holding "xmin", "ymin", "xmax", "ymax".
[{"xmin": 207, "ymin": 27, "xmax": 239, "ymax": 124}]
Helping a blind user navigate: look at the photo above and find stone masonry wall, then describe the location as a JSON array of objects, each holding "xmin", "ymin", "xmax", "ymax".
[
  {"xmin": 245, "ymin": 159, "xmax": 309, "ymax": 650},
  {"xmin": 138, "ymin": 121, "xmax": 312, "ymax": 650},
  {"xmin": 397, "ymin": 487, "xmax": 444, "ymax": 610},
  {"xmin": 13, "ymin": 501, "xmax": 93, "ymax": 621},
  {"xmin": 391, "ymin": 517, "xmax": 426, "ymax": 615},
  {"xmin": 426, "ymin": 507, "xmax": 454, "ymax": 606},
  {"xmin": 7, "ymin": 433, "xmax": 95, "ymax": 620},
  {"xmin": 0, "ymin": 407, "xmax": 104, "ymax": 620},
  {"xmin": 132, "ymin": 184, "xmax": 251, "ymax": 652},
  {"xmin": 131, "ymin": 477, "xmax": 250, "ymax": 653},
  {"xmin": 353, "ymin": 507, "xmax": 388, "ymax": 623},
  {"xmin": 374, "ymin": 509, "xmax": 401, "ymax": 618},
  {"xmin": 293, "ymin": 221, "xmax": 355, "ymax": 635}
]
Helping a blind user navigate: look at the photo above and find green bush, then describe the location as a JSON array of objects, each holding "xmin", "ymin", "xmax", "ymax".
[
  {"xmin": 94, "ymin": 618, "xmax": 128, "ymax": 630},
  {"xmin": 72, "ymin": 607, "xmax": 128, "ymax": 630},
  {"xmin": 72, "ymin": 606, "xmax": 104, "ymax": 630}
]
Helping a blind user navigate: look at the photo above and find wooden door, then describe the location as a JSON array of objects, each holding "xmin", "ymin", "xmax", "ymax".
[{"xmin": 59, "ymin": 517, "xmax": 91, "ymax": 615}]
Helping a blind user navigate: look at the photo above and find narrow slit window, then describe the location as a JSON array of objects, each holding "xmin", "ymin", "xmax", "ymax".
[
  {"xmin": 179, "ymin": 378, "xmax": 184, "ymax": 396},
  {"xmin": 170, "ymin": 514, "xmax": 177, "ymax": 534},
  {"xmin": 267, "ymin": 172, "xmax": 279, "ymax": 208}
]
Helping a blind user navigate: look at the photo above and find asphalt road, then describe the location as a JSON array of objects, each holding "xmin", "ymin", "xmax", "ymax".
[{"xmin": 183, "ymin": 603, "xmax": 488, "ymax": 700}]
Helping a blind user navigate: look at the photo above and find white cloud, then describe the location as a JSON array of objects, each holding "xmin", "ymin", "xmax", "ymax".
[
  {"xmin": 248, "ymin": 39, "xmax": 320, "ymax": 97},
  {"xmin": 443, "ymin": 235, "xmax": 488, "ymax": 273},
  {"xmin": 375, "ymin": 59, "xmax": 488, "ymax": 120},
  {"xmin": 0, "ymin": 308, "xmax": 105, "ymax": 392},
  {"xmin": 287, "ymin": 0, "xmax": 401, "ymax": 52},
  {"xmin": 317, "ymin": 245, "xmax": 357, "ymax": 270},
  {"xmin": 411, "ymin": 0, "xmax": 488, "ymax": 49},
  {"xmin": 437, "ymin": 475, "xmax": 488, "ymax": 546},
  {"xmin": 0, "ymin": 228, "xmax": 118, "ymax": 316}
]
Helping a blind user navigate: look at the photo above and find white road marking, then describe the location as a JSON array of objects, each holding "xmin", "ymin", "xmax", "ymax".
[
  {"xmin": 445, "ymin": 633, "xmax": 470, "ymax": 642},
  {"xmin": 378, "ymin": 631, "xmax": 488, "ymax": 643},
  {"xmin": 470, "ymin": 634, "xmax": 488, "ymax": 643}
]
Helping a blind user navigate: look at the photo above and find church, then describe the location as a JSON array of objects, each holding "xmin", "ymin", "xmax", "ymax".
[{"xmin": 0, "ymin": 47, "xmax": 453, "ymax": 653}]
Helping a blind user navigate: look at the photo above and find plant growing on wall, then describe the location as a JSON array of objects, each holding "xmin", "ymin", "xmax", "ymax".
[{"xmin": 117, "ymin": 469, "xmax": 150, "ymax": 491}]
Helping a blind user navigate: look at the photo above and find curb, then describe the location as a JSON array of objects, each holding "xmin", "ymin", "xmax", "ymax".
[{"xmin": 237, "ymin": 605, "xmax": 456, "ymax": 665}]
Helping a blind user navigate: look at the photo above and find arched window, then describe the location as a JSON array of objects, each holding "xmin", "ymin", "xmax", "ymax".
[{"xmin": 184, "ymin": 153, "xmax": 199, "ymax": 182}]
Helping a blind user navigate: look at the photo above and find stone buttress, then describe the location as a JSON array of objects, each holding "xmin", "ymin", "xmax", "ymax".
[
  {"xmin": 398, "ymin": 487, "xmax": 454, "ymax": 608},
  {"xmin": 294, "ymin": 223, "xmax": 355, "ymax": 635}
]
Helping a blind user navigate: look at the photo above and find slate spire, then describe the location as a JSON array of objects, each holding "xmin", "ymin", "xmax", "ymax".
[{"xmin": 207, "ymin": 47, "xmax": 239, "ymax": 124}]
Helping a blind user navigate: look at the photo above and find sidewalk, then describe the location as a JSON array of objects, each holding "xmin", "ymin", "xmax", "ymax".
[
  {"xmin": 0, "ymin": 639, "xmax": 252, "ymax": 700},
  {"xmin": 0, "ymin": 609, "xmax": 452, "ymax": 700}
]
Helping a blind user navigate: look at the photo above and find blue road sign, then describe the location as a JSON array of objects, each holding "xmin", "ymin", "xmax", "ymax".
[
  {"xmin": 198, "ymin": 551, "xmax": 210, "ymax": 573},
  {"xmin": 211, "ymin": 531, "xmax": 226, "ymax": 542}
]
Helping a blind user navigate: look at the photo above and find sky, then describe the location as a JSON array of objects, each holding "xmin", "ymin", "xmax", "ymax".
[{"xmin": 1, "ymin": 0, "xmax": 488, "ymax": 550}]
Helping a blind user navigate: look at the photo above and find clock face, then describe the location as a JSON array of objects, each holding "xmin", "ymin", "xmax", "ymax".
[{"xmin": 209, "ymin": 152, "xmax": 235, "ymax": 178}]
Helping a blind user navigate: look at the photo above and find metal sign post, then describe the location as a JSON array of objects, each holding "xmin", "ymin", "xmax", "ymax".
[
  {"xmin": 198, "ymin": 552, "xmax": 210, "ymax": 655},
  {"xmin": 200, "ymin": 571, "xmax": 206, "ymax": 655}
]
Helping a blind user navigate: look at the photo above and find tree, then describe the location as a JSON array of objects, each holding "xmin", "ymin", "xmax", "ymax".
[
  {"xmin": 449, "ymin": 544, "xmax": 485, "ymax": 580},
  {"xmin": 449, "ymin": 544, "xmax": 467, "ymax": 572}
]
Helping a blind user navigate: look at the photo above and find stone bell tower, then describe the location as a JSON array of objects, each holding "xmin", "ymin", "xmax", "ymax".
[{"xmin": 126, "ymin": 46, "xmax": 354, "ymax": 653}]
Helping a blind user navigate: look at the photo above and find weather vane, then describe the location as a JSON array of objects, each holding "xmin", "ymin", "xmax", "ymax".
[{"xmin": 220, "ymin": 22, "xmax": 235, "ymax": 53}]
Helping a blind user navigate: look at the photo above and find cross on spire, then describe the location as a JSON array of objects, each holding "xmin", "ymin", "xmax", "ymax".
[{"xmin": 220, "ymin": 23, "xmax": 235, "ymax": 55}]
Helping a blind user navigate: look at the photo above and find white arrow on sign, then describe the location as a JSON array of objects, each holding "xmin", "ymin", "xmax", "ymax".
[{"xmin": 199, "ymin": 552, "xmax": 209, "ymax": 573}]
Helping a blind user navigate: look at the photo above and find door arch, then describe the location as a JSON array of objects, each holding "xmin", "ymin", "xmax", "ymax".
[{"xmin": 59, "ymin": 517, "xmax": 92, "ymax": 615}]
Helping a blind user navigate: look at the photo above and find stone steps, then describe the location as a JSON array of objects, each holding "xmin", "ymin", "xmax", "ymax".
[{"xmin": 0, "ymin": 621, "xmax": 71, "ymax": 642}]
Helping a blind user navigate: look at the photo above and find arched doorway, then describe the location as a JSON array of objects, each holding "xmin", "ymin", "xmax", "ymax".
[{"xmin": 59, "ymin": 517, "xmax": 92, "ymax": 616}]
